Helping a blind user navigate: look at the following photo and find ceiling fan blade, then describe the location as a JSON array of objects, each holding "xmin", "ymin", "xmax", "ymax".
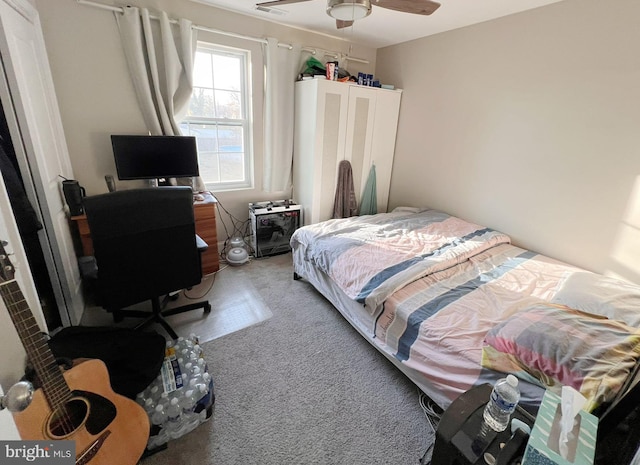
[
  {"xmin": 372, "ymin": 0, "xmax": 441, "ymax": 15},
  {"xmin": 336, "ymin": 19, "xmax": 354, "ymax": 29},
  {"xmin": 256, "ymin": 0, "xmax": 313, "ymax": 7}
]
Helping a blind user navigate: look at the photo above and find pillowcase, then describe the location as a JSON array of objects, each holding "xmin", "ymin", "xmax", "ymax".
[
  {"xmin": 391, "ymin": 206, "xmax": 431, "ymax": 213},
  {"xmin": 552, "ymin": 271, "xmax": 640, "ymax": 327},
  {"xmin": 481, "ymin": 302, "xmax": 640, "ymax": 412}
]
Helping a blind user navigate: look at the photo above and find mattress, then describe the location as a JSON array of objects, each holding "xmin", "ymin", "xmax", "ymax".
[{"xmin": 291, "ymin": 209, "xmax": 640, "ymax": 413}]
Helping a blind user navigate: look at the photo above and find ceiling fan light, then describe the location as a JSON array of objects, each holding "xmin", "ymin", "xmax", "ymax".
[{"xmin": 327, "ymin": 0, "xmax": 371, "ymax": 21}]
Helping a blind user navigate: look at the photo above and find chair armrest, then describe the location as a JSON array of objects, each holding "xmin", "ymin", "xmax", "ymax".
[{"xmin": 195, "ymin": 234, "xmax": 208, "ymax": 252}]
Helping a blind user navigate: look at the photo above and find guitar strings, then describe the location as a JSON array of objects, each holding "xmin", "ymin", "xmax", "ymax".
[{"xmin": 2, "ymin": 280, "xmax": 76, "ymax": 436}]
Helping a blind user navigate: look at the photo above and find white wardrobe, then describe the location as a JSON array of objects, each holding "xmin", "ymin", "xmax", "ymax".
[{"xmin": 292, "ymin": 79, "xmax": 402, "ymax": 225}]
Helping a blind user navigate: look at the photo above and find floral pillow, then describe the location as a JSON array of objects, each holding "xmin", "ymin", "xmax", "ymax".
[{"xmin": 481, "ymin": 302, "xmax": 640, "ymax": 412}]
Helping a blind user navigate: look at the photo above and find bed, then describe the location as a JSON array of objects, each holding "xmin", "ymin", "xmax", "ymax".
[{"xmin": 290, "ymin": 208, "xmax": 640, "ymax": 416}]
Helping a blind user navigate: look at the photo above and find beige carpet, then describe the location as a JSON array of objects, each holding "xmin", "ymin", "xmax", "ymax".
[{"xmin": 140, "ymin": 253, "xmax": 434, "ymax": 465}]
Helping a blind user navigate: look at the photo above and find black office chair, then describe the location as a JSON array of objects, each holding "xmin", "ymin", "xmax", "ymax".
[{"xmin": 83, "ymin": 186, "xmax": 211, "ymax": 339}]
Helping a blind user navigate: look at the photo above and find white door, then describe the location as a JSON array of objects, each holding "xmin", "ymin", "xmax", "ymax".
[
  {"xmin": 366, "ymin": 89, "xmax": 401, "ymax": 214},
  {"xmin": 315, "ymin": 80, "xmax": 349, "ymax": 223},
  {"xmin": 0, "ymin": 0, "xmax": 84, "ymax": 325},
  {"xmin": 0, "ymin": 171, "xmax": 45, "ymax": 393},
  {"xmin": 344, "ymin": 86, "xmax": 377, "ymax": 202}
]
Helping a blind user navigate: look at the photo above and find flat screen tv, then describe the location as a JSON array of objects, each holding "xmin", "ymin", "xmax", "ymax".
[{"xmin": 111, "ymin": 135, "xmax": 199, "ymax": 181}]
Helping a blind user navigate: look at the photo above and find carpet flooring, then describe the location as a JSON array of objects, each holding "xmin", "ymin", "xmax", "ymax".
[{"xmin": 140, "ymin": 253, "xmax": 434, "ymax": 465}]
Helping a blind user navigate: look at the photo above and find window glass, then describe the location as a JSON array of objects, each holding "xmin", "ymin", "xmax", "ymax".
[
  {"xmin": 181, "ymin": 43, "xmax": 252, "ymax": 190},
  {"xmin": 212, "ymin": 54, "xmax": 240, "ymax": 90}
]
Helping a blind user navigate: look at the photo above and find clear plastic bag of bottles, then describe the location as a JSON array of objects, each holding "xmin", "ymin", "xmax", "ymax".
[{"xmin": 135, "ymin": 334, "xmax": 215, "ymax": 449}]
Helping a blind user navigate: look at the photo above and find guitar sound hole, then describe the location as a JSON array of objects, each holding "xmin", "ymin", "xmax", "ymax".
[{"xmin": 48, "ymin": 397, "xmax": 89, "ymax": 438}]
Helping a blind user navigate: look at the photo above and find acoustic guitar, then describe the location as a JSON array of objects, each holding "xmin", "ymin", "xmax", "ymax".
[{"xmin": 0, "ymin": 242, "xmax": 150, "ymax": 465}]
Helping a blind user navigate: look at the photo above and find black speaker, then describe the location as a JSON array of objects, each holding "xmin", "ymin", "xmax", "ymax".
[{"xmin": 62, "ymin": 180, "xmax": 86, "ymax": 216}]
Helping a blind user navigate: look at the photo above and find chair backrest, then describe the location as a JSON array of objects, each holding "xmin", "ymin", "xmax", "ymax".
[{"xmin": 84, "ymin": 187, "xmax": 201, "ymax": 310}]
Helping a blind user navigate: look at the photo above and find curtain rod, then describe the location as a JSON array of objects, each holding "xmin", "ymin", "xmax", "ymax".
[{"xmin": 76, "ymin": 0, "xmax": 369, "ymax": 64}]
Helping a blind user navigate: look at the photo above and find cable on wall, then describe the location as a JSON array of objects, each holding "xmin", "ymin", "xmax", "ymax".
[{"xmin": 213, "ymin": 197, "xmax": 254, "ymax": 262}]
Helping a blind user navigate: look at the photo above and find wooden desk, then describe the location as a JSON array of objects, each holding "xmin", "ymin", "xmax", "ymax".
[
  {"xmin": 71, "ymin": 191, "xmax": 220, "ymax": 275},
  {"xmin": 193, "ymin": 192, "xmax": 220, "ymax": 274}
]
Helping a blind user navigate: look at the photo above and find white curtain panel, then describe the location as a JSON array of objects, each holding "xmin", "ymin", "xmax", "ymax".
[
  {"xmin": 115, "ymin": 7, "xmax": 205, "ymax": 190},
  {"xmin": 115, "ymin": 7, "xmax": 196, "ymax": 135},
  {"xmin": 263, "ymin": 38, "xmax": 301, "ymax": 193}
]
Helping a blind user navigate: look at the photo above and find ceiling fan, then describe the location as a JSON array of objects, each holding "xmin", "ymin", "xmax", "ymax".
[{"xmin": 255, "ymin": 0, "xmax": 441, "ymax": 29}]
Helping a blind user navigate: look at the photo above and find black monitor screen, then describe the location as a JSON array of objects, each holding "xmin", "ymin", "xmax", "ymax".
[{"xmin": 111, "ymin": 135, "xmax": 199, "ymax": 180}]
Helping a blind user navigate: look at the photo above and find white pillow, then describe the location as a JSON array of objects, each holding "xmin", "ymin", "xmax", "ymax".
[
  {"xmin": 551, "ymin": 271, "xmax": 640, "ymax": 327},
  {"xmin": 391, "ymin": 206, "xmax": 430, "ymax": 213}
]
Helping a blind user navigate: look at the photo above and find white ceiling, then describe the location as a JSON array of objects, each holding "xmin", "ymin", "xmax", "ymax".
[{"xmin": 191, "ymin": 0, "xmax": 565, "ymax": 49}]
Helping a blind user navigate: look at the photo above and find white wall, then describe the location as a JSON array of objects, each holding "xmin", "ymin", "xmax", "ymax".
[
  {"xmin": 34, "ymin": 0, "xmax": 376, "ymax": 242},
  {"xmin": 376, "ymin": 0, "xmax": 640, "ymax": 284},
  {"xmin": 34, "ymin": 0, "xmax": 640, "ymax": 283},
  {"xmin": 0, "ymin": 385, "xmax": 20, "ymax": 439}
]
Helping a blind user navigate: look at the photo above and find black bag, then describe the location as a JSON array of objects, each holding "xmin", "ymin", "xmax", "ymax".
[{"xmin": 47, "ymin": 326, "xmax": 166, "ymax": 399}]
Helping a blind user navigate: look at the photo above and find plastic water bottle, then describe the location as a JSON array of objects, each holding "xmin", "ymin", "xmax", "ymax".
[
  {"xmin": 483, "ymin": 375, "xmax": 520, "ymax": 432},
  {"xmin": 149, "ymin": 385, "xmax": 160, "ymax": 399},
  {"xmin": 194, "ymin": 383, "xmax": 210, "ymax": 421},
  {"xmin": 137, "ymin": 331, "xmax": 214, "ymax": 448},
  {"xmin": 143, "ymin": 397, "xmax": 155, "ymax": 416},
  {"xmin": 180, "ymin": 389, "xmax": 196, "ymax": 416},
  {"xmin": 159, "ymin": 391, "xmax": 169, "ymax": 409},
  {"xmin": 151, "ymin": 404, "xmax": 167, "ymax": 426},
  {"xmin": 166, "ymin": 397, "xmax": 182, "ymax": 427}
]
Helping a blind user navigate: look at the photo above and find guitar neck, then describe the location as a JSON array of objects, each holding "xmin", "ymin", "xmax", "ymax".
[{"xmin": 0, "ymin": 279, "xmax": 71, "ymax": 409}]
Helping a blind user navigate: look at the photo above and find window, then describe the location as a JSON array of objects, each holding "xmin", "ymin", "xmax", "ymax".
[{"xmin": 181, "ymin": 43, "xmax": 252, "ymax": 190}]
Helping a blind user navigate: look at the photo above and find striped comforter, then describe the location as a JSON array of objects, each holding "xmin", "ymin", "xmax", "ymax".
[
  {"xmin": 291, "ymin": 211, "xmax": 640, "ymax": 411},
  {"xmin": 290, "ymin": 210, "xmax": 511, "ymax": 313}
]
